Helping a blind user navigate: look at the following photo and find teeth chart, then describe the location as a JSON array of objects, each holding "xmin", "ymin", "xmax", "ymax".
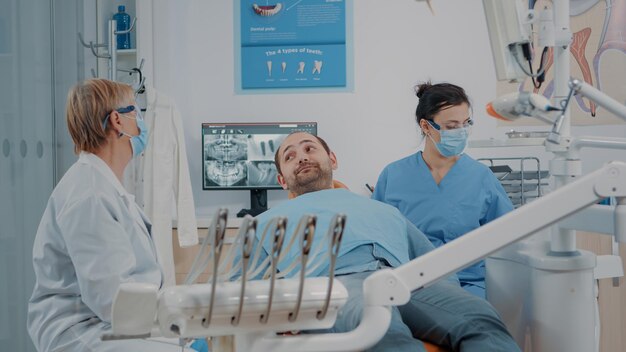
[
  {"xmin": 202, "ymin": 123, "xmax": 317, "ymax": 190},
  {"xmin": 240, "ymin": 0, "xmax": 349, "ymax": 89}
]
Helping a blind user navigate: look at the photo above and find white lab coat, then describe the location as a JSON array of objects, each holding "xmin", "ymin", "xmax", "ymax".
[
  {"xmin": 27, "ymin": 153, "xmax": 188, "ymax": 351},
  {"xmin": 124, "ymin": 87, "xmax": 198, "ymax": 287}
]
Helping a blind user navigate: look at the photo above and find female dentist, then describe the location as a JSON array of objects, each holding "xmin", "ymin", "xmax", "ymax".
[
  {"xmin": 372, "ymin": 82, "xmax": 514, "ymax": 299},
  {"xmin": 27, "ymin": 79, "xmax": 202, "ymax": 351}
]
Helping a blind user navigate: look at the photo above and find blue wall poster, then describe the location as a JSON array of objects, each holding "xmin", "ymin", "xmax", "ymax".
[{"xmin": 238, "ymin": 0, "xmax": 350, "ymax": 90}]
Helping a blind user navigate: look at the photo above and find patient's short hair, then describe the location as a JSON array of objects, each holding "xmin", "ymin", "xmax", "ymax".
[{"xmin": 274, "ymin": 132, "xmax": 331, "ymax": 175}]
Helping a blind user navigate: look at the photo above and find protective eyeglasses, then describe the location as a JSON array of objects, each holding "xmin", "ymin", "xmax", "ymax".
[
  {"xmin": 102, "ymin": 105, "xmax": 141, "ymax": 129},
  {"xmin": 427, "ymin": 119, "xmax": 474, "ymax": 131}
]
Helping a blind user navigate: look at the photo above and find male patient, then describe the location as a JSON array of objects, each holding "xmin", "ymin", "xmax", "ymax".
[{"xmin": 250, "ymin": 132, "xmax": 520, "ymax": 352}]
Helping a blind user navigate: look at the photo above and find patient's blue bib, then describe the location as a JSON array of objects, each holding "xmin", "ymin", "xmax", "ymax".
[{"xmin": 255, "ymin": 189, "xmax": 410, "ymax": 277}]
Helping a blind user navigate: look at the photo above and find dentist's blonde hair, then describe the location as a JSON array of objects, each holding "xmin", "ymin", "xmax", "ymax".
[{"xmin": 66, "ymin": 78, "xmax": 133, "ymax": 154}]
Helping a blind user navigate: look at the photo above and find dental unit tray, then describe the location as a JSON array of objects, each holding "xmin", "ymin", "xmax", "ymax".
[
  {"xmin": 104, "ymin": 210, "xmax": 349, "ymax": 341},
  {"xmin": 156, "ymin": 278, "xmax": 347, "ymax": 338}
]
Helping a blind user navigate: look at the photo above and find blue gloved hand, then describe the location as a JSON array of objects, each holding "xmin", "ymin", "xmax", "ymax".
[{"xmin": 190, "ymin": 338, "xmax": 209, "ymax": 352}]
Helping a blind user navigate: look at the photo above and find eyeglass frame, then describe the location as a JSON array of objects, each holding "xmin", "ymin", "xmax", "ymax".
[
  {"xmin": 102, "ymin": 105, "xmax": 140, "ymax": 130},
  {"xmin": 427, "ymin": 118, "xmax": 474, "ymax": 131}
]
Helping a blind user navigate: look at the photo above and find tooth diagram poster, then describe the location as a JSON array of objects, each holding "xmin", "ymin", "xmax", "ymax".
[{"xmin": 238, "ymin": 0, "xmax": 349, "ymax": 90}]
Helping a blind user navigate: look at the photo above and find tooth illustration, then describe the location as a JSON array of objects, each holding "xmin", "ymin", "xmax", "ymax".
[
  {"xmin": 252, "ymin": 3, "xmax": 283, "ymax": 16},
  {"xmin": 569, "ymin": 28, "xmax": 595, "ymax": 115},
  {"xmin": 593, "ymin": 0, "xmax": 626, "ymax": 116},
  {"xmin": 281, "ymin": 61, "xmax": 287, "ymax": 73},
  {"xmin": 312, "ymin": 60, "xmax": 323, "ymax": 74},
  {"xmin": 266, "ymin": 61, "xmax": 272, "ymax": 77},
  {"xmin": 297, "ymin": 61, "xmax": 305, "ymax": 74}
]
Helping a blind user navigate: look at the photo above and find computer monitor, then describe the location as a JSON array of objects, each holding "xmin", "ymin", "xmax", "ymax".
[{"xmin": 202, "ymin": 122, "xmax": 318, "ymax": 217}]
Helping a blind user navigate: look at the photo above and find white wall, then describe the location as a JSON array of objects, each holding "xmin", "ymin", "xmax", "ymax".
[{"xmin": 146, "ymin": 0, "xmax": 626, "ymax": 218}]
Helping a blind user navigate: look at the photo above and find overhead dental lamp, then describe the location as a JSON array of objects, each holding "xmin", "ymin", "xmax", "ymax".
[
  {"xmin": 486, "ymin": 79, "xmax": 626, "ymax": 145},
  {"xmin": 486, "ymin": 91, "xmax": 558, "ymax": 123}
]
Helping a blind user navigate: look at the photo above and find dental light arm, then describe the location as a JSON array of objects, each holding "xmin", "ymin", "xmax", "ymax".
[
  {"xmin": 364, "ymin": 162, "xmax": 626, "ymax": 306},
  {"xmin": 569, "ymin": 79, "xmax": 626, "ymax": 122},
  {"xmin": 486, "ymin": 78, "xmax": 626, "ymax": 146},
  {"xmin": 486, "ymin": 80, "xmax": 626, "ymax": 123},
  {"xmin": 542, "ymin": 79, "xmax": 626, "ymax": 144}
]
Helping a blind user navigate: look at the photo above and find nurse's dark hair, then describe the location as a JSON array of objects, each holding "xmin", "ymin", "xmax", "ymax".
[
  {"xmin": 414, "ymin": 81, "xmax": 471, "ymax": 127},
  {"xmin": 274, "ymin": 132, "xmax": 331, "ymax": 176}
]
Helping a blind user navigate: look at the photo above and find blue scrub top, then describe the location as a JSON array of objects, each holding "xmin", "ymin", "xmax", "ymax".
[{"xmin": 372, "ymin": 152, "xmax": 514, "ymax": 286}]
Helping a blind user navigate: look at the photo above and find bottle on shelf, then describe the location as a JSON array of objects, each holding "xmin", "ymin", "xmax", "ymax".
[{"xmin": 113, "ymin": 5, "xmax": 131, "ymax": 50}]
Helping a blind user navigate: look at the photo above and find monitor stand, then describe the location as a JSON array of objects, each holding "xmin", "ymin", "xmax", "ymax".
[{"xmin": 237, "ymin": 189, "xmax": 268, "ymax": 217}]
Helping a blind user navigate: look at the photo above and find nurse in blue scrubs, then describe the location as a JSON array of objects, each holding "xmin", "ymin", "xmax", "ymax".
[{"xmin": 372, "ymin": 82, "xmax": 513, "ymax": 299}]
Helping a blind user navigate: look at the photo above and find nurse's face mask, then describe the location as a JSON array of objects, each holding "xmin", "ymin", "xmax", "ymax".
[
  {"xmin": 426, "ymin": 119, "xmax": 473, "ymax": 157},
  {"xmin": 102, "ymin": 105, "xmax": 149, "ymax": 157}
]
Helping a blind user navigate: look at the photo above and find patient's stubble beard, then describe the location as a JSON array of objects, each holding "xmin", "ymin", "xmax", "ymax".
[{"xmin": 288, "ymin": 161, "xmax": 333, "ymax": 196}]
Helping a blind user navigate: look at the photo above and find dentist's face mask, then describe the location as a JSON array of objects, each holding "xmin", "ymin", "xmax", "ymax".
[
  {"xmin": 103, "ymin": 105, "xmax": 149, "ymax": 157},
  {"xmin": 426, "ymin": 119, "xmax": 472, "ymax": 157}
]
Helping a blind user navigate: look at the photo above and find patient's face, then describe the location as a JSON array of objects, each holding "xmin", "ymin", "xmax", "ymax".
[{"xmin": 277, "ymin": 132, "xmax": 337, "ymax": 196}]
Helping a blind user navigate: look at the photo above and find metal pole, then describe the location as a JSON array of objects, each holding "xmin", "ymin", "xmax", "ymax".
[{"xmin": 108, "ymin": 19, "xmax": 117, "ymax": 81}]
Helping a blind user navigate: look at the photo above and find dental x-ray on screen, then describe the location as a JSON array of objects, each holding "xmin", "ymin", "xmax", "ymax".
[{"xmin": 202, "ymin": 122, "xmax": 317, "ymax": 189}]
